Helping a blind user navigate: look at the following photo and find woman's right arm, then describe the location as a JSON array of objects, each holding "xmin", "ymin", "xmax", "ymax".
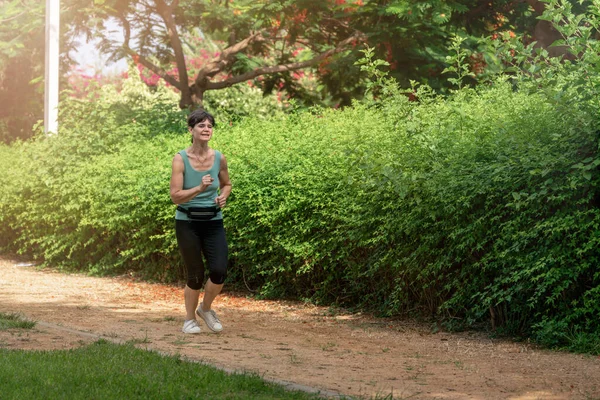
[{"xmin": 169, "ymin": 154, "xmax": 211, "ymax": 205}]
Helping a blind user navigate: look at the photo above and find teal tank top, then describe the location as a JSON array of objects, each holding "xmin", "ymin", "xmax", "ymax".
[{"xmin": 175, "ymin": 149, "xmax": 223, "ymax": 221}]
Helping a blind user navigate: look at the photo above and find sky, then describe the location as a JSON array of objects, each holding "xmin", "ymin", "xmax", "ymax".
[
  {"xmin": 71, "ymin": 41, "xmax": 128, "ymax": 76},
  {"xmin": 70, "ymin": 19, "xmax": 128, "ymax": 76}
]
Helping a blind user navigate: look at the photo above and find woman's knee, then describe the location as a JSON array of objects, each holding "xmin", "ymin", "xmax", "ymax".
[
  {"xmin": 187, "ymin": 275, "xmax": 204, "ymax": 290},
  {"xmin": 209, "ymin": 269, "xmax": 227, "ymax": 285}
]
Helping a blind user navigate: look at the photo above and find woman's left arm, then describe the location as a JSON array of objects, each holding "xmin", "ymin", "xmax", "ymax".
[{"xmin": 215, "ymin": 154, "xmax": 232, "ymax": 208}]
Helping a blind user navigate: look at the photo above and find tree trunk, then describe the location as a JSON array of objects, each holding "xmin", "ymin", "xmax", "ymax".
[
  {"xmin": 189, "ymin": 77, "xmax": 207, "ymax": 109},
  {"xmin": 179, "ymin": 91, "xmax": 197, "ymax": 110},
  {"xmin": 155, "ymin": 0, "xmax": 194, "ymax": 109}
]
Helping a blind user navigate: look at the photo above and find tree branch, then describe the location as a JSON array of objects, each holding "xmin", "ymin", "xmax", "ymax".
[
  {"xmin": 121, "ymin": 16, "xmax": 131, "ymax": 45},
  {"xmin": 203, "ymin": 33, "xmax": 363, "ymax": 90},
  {"xmin": 119, "ymin": 12, "xmax": 181, "ymax": 89},
  {"xmin": 194, "ymin": 31, "xmax": 265, "ymax": 83},
  {"xmin": 123, "ymin": 47, "xmax": 182, "ymax": 90}
]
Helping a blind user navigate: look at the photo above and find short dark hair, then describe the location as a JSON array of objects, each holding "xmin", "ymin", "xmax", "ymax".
[{"xmin": 187, "ymin": 108, "xmax": 216, "ymax": 129}]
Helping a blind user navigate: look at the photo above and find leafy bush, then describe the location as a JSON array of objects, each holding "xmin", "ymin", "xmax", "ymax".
[
  {"xmin": 221, "ymin": 80, "xmax": 599, "ymax": 341},
  {"xmin": 0, "ymin": 72, "xmax": 186, "ymax": 279}
]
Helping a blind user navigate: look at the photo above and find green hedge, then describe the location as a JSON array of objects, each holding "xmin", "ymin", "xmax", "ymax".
[
  {"xmin": 221, "ymin": 83, "xmax": 600, "ymax": 351},
  {"xmin": 1, "ymin": 74, "xmax": 599, "ymax": 352}
]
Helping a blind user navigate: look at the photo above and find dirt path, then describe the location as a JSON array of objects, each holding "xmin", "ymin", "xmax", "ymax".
[{"xmin": 1, "ymin": 257, "xmax": 599, "ymax": 399}]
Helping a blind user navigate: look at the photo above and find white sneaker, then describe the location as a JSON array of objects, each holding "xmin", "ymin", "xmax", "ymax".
[
  {"xmin": 196, "ymin": 302, "xmax": 223, "ymax": 332},
  {"xmin": 181, "ymin": 319, "xmax": 201, "ymax": 334}
]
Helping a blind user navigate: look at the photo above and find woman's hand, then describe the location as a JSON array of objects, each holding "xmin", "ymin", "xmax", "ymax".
[
  {"xmin": 215, "ymin": 195, "xmax": 227, "ymax": 208},
  {"xmin": 199, "ymin": 174, "xmax": 214, "ymax": 191}
]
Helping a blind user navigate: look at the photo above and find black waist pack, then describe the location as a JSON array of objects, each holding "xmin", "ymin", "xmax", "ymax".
[{"xmin": 177, "ymin": 206, "xmax": 220, "ymax": 221}]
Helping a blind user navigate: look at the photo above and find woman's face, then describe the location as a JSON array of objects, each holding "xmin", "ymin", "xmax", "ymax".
[{"xmin": 189, "ymin": 119, "xmax": 214, "ymax": 143}]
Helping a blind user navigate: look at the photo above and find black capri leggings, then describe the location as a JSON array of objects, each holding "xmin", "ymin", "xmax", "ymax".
[{"xmin": 175, "ymin": 219, "xmax": 228, "ymax": 288}]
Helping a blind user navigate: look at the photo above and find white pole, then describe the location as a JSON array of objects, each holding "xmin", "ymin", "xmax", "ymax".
[{"xmin": 44, "ymin": 0, "xmax": 60, "ymax": 134}]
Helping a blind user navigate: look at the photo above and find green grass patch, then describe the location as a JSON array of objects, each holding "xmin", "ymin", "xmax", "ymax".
[
  {"xmin": 0, "ymin": 312, "xmax": 35, "ymax": 330},
  {"xmin": 0, "ymin": 339, "xmax": 328, "ymax": 399}
]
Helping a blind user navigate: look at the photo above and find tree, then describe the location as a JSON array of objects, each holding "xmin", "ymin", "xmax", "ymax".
[
  {"xmin": 70, "ymin": 0, "xmax": 564, "ymax": 107},
  {"xmin": 0, "ymin": 0, "xmax": 577, "ymax": 143},
  {"xmin": 66, "ymin": 0, "xmax": 365, "ymax": 109},
  {"xmin": 341, "ymin": 0, "xmax": 541, "ymax": 89}
]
